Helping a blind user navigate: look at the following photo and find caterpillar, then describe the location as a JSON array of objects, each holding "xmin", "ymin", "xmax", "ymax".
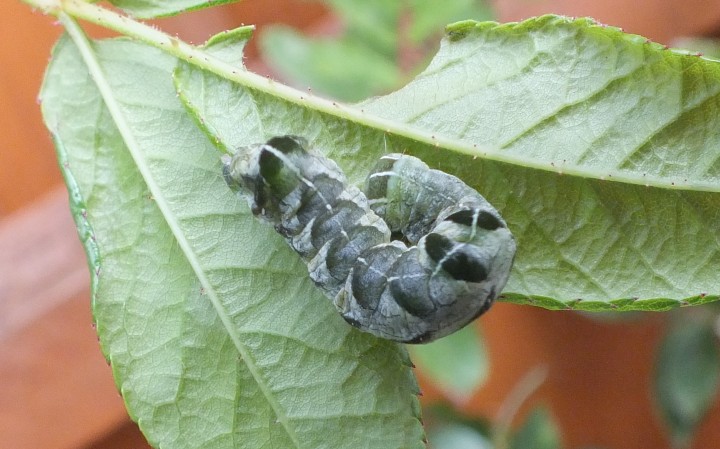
[{"xmin": 222, "ymin": 135, "xmax": 516, "ymax": 343}]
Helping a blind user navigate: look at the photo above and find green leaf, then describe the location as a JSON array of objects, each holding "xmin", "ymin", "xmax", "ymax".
[
  {"xmin": 427, "ymin": 423, "xmax": 492, "ymax": 449},
  {"xmin": 258, "ymin": 0, "xmax": 403, "ymax": 102},
  {"xmin": 409, "ymin": 326, "xmax": 488, "ymax": 401},
  {"xmin": 259, "ymin": 0, "xmax": 405, "ymax": 101},
  {"xmin": 259, "ymin": 26, "xmax": 401, "ymax": 102},
  {"xmin": 321, "ymin": 0, "xmax": 401, "ymax": 56},
  {"xmin": 654, "ymin": 319, "xmax": 720, "ymax": 448},
  {"xmin": 259, "ymin": 0, "xmax": 493, "ymax": 101},
  {"xmin": 510, "ymin": 407, "xmax": 563, "ymax": 449},
  {"xmin": 423, "ymin": 405, "xmax": 492, "ymax": 449},
  {"xmin": 108, "ymin": 0, "xmax": 237, "ymax": 19},
  {"xmin": 407, "ymin": 0, "xmax": 493, "ymax": 43},
  {"xmin": 38, "ymin": 10, "xmax": 720, "ymax": 446},
  {"xmin": 185, "ymin": 15, "xmax": 720, "ymax": 311},
  {"xmin": 359, "ymin": 15, "xmax": 720, "ymax": 309},
  {"xmin": 41, "ymin": 34, "xmax": 424, "ymax": 449}
]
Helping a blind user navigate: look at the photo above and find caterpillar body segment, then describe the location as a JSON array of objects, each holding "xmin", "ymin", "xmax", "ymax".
[{"xmin": 223, "ymin": 136, "xmax": 516, "ymax": 343}]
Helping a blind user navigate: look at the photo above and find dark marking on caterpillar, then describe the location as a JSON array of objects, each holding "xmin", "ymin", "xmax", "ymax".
[{"xmin": 223, "ymin": 136, "xmax": 516, "ymax": 343}]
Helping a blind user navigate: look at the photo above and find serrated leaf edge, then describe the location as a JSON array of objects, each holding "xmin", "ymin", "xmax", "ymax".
[{"xmin": 56, "ymin": 1, "xmax": 720, "ymax": 193}]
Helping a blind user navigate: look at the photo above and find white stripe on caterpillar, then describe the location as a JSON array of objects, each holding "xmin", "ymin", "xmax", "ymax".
[{"xmin": 223, "ymin": 136, "xmax": 516, "ymax": 343}]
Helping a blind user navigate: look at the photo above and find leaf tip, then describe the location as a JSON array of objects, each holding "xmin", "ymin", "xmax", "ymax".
[{"xmin": 204, "ymin": 24, "xmax": 255, "ymax": 48}]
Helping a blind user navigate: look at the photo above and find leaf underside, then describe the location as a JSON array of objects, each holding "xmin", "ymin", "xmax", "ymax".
[
  {"xmin": 39, "ymin": 12, "xmax": 720, "ymax": 449},
  {"xmin": 362, "ymin": 16, "xmax": 720, "ymax": 310},
  {"xmin": 42, "ymin": 35, "xmax": 423, "ymax": 449},
  {"xmin": 185, "ymin": 15, "xmax": 720, "ymax": 311}
]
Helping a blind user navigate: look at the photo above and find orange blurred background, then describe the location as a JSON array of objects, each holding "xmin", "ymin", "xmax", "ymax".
[{"xmin": 2, "ymin": 1, "xmax": 720, "ymax": 448}]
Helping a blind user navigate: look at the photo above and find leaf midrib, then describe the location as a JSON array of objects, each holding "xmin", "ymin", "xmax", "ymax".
[
  {"xmin": 60, "ymin": 13, "xmax": 303, "ymax": 449},
  {"xmin": 58, "ymin": 0, "xmax": 720, "ymax": 194}
]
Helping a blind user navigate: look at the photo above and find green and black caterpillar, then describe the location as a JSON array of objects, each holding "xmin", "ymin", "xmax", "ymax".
[{"xmin": 222, "ymin": 136, "xmax": 516, "ymax": 343}]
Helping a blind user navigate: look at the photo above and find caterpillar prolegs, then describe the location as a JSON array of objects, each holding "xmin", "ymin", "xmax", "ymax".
[{"xmin": 222, "ymin": 136, "xmax": 516, "ymax": 343}]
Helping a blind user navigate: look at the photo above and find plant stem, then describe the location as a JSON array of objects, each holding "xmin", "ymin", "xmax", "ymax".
[
  {"xmin": 21, "ymin": 0, "xmax": 59, "ymax": 13},
  {"xmin": 20, "ymin": 0, "xmax": 720, "ymax": 192},
  {"xmin": 492, "ymin": 365, "xmax": 549, "ymax": 449},
  {"xmin": 20, "ymin": 0, "xmax": 561, "ymax": 179},
  {"xmin": 40, "ymin": 0, "xmax": 450, "ymax": 152}
]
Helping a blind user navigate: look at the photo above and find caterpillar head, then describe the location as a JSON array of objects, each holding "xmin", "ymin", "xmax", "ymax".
[{"xmin": 222, "ymin": 135, "xmax": 309, "ymax": 220}]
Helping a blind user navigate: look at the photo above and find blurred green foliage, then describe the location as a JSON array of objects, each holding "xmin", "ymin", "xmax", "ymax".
[
  {"xmin": 425, "ymin": 403, "xmax": 564, "ymax": 449},
  {"xmin": 259, "ymin": 0, "xmax": 493, "ymax": 101},
  {"xmin": 654, "ymin": 312, "xmax": 720, "ymax": 448},
  {"xmin": 410, "ymin": 325, "xmax": 489, "ymax": 402},
  {"xmin": 509, "ymin": 407, "xmax": 562, "ymax": 449}
]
